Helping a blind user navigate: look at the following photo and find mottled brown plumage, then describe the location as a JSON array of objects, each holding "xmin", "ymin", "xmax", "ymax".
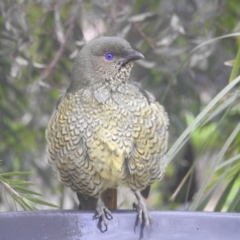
[{"xmin": 46, "ymin": 36, "xmax": 169, "ymax": 237}]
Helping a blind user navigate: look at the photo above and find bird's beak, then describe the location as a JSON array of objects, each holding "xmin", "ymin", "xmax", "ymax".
[
  {"xmin": 121, "ymin": 50, "xmax": 144, "ymax": 66},
  {"xmin": 125, "ymin": 50, "xmax": 145, "ymax": 62}
]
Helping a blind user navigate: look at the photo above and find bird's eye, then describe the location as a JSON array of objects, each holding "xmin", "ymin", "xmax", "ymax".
[{"xmin": 105, "ymin": 53, "xmax": 114, "ymax": 61}]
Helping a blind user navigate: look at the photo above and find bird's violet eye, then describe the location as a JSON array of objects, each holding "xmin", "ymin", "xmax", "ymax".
[{"xmin": 105, "ymin": 53, "xmax": 114, "ymax": 61}]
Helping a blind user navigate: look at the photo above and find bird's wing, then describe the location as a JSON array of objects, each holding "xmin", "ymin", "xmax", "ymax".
[
  {"xmin": 46, "ymin": 91, "xmax": 102, "ymax": 195},
  {"xmin": 125, "ymin": 94, "xmax": 169, "ymax": 189}
]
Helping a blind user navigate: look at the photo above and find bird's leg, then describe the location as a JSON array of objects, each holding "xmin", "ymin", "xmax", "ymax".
[
  {"xmin": 93, "ymin": 196, "xmax": 113, "ymax": 232},
  {"xmin": 133, "ymin": 191, "xmax": 154, "ymax": 239}
]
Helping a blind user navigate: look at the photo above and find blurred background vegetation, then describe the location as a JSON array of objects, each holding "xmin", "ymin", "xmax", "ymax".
[{"xmin": 0, "ymin": 0, "xmax": 240, "ymax": 212}]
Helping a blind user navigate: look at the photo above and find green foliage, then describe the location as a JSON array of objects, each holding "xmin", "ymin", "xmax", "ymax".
[
  {"xmin": 0, "ymin": 170, "xmax": 57, "ymax": 210},
  {"xmin": 168, "ymin": 40, "xmax": 240, "ymax": 211}
]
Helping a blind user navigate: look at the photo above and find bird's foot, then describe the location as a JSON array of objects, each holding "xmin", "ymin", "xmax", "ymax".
[
  {"xmin": 93, "ymin": 197, "xmax": 113, "ymax": 233},
  {"xmin": 133, "ymin": 191, "xmax": 156, "ymax": 240}
]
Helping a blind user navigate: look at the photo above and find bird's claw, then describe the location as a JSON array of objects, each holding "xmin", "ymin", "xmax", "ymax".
[
  {"xmin": 133, "ymin": 202, "xmax": 143, "ymax": 232},
  {"xmin": 133, "ymin": 201, "xmax": 154, "ymax": 240},
  {"xmin": 93, "ymin": 202, "xmax": 113, "ymax": 233}
]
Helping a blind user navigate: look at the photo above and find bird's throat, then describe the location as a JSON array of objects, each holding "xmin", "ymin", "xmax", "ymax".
[
  {"xmin": 108, "ymin": 62, "xmax": 134, "ymax": 89},
  {"xmin": 92, "ymin": 62, "xmax": 134, "ymax": 103}
]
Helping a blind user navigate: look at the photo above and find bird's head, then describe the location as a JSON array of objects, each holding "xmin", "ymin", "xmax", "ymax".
[{"xmin": 69, "ymin": 37, "xmax": 144, "ymax": 91}]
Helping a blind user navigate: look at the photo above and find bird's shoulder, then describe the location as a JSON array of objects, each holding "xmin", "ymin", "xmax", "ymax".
[{"xmin": 114, "ymin": 82, "xmax": 169, "ymax": 124}]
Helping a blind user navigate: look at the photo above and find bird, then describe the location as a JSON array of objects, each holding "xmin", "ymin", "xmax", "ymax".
[{"xmin": 46, "ymin": 36, "xmax": 169, "ymax": 237}]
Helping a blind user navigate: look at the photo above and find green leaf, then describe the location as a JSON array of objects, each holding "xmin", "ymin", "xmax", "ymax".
[
  {"xmin": 214, "ymin": 171, "xmax": 240, "ymax": 211},
  {"xmin": 216, "ymin": 154, "xmax": 240, "ymax": 172},
  {"xmin": 0, "ymin": 171, "xmax": 57, "ymax": 210},
  {"xmin": 195, "ymin": 187, "xmax": 216, "ymax": 211},
  {"xmin": 5, "ymin": 179, "xmax": 35, "ymax": 186},
  {"xmin": 9, "ymin": 192, "xmax": 35, "ymax": 211},
  {"xmin": 227, "ymin": 185, "xmax": 240, "ymax": 212},
  {"xmin": 167, "ymin": 75, "xmax": 240, "ymax": 163},
  {"xmin": 190, "ymin": 123, "xmax": 240, "ymax": 210},
  {"xmin": 229, "ymin": 43, "xmax": 240, "ymax": 82},
  {"xmin": 13, "ymin": 186, "xmax": 42, "ymax": 196},
  {"xmin": 0, "ymin": 171, "xmax": 32, "ymax": 177},
  {"xmin": 23, "ymin": 195, "xmax": 58, "ymax": 208}
]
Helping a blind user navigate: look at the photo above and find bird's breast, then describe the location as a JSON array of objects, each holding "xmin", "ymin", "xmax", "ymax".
[{"xmin": 85, "ymin": 99, "xmax": 133, "ymax": 186}]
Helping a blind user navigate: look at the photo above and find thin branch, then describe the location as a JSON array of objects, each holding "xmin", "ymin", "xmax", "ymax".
[
  {"xmin": 0, "ymin": 179, "xmax": 22, "ymax": 199},
  {"xmin": 133, "ymin": 22, "xmax": 156, "ymax": 50},
  {"xmin": 38, "ymin": 1, "xmax": 81, "ymax": 82}
]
